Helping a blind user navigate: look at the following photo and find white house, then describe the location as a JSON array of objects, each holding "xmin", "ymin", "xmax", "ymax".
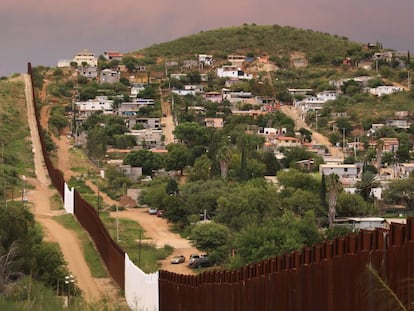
[
  {"xmin": 216, "ymin": 66, "xmax": 253, "ymax": 80},
  {"xmin": 198, "ymin": 54, "xmax": 214, "ymax": 66},
  {"xmin": 73, "ymin": 49, "xmax": 98, "ymax": 67},
  {"xmin": 76, "ymin": 96, "xmax": 114, "ymax": 119},
  {"xmin": 367, "ymin": 86, "xmax": 403, "ymax": 97},
  {"xmin": 319, "ymin": 163, "xmax": 362, "ymax": 179}
]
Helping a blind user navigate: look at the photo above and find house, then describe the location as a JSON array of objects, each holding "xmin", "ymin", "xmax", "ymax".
[
  {"xmin": 275, "ymin": 136, "xmax": 300, "ymax": 148},
  {"xmin": 227, "ymin": 55, "xmax": 246, "ymax": 67},
  {"xmin": 100, "ymin": 69, "xmax": 120, "ymax": 84},
  {"xmin": 125, "ymin": 129, "xmax": 164, "ymax": 149},
  {"xmin": 259, "ymin": 127, "xmax": 287, "ymax": 136},
  {"xmin": 367, "ymin": 85, "xmax": 403, "ymax": 97},
  {"xmin": 372, "ymin": 51, "xmax": 393, "ymax": 62},
  {"xmin": 131, "ymin": 118, "xmax": 161, "ymax": 130},
  {"xmin": 75, "ymin": 96, "xmax": 114, "ymax": 120},
  {"xmin": 182, "ymin": 60, "xmax": 199, "ymax": 70},
  {"xmin": 204, "ymin": 118, "xmax": 224, "ymax": 128},
  {"xmin": 78, "ymin": 66, "xmax": 97, "ymax": 79},
  {"xmin": 216, "ymin": 66, "xmax": 253, "ymax": 80},
  {"xmin": 288, "ymin": 89, "xmax": 313, "ymax": 96},
  {"xmin": 381, "ymin": 138, "xmax": 399, "ymax": 153},
  {"xmin": 103, "ymin": 51, "xmax": 123, "ymax": 61},
  {"xmin": 385, "ymin": 119, "xmax": 410, "ymax": 129},
  {"xmin": 329, "ymin": 76, "xmax": 373, "ymax": 89},
  {"xmin": 294, "ymin": 91, "xmax": 338, "ymax": 113},
  {"xmin": 73, "ymin": 49, "xmax": 98, "ymax": 67},
  {"xmin": 130, "ymin": 83, "xmax": 146, "ymax": 96},
  {"xmin": 198, "ymin": 54, "xmax": 214, "ymax": 66},
  {"xmin": 172, "ymin": 89, "xmax": 197, "ymax": 96},
  {"xmin": 319, "ymin": 163, "xmax": 362, "ymax": 179},
  {"xmin": 203, "ymin": 92, "xmax": 222, "ymax": 103},
  {"xmin": 170, "ymin": 73, "xmax": 187, "ymax": 80},
  {"xmin": 333, "ymin": 217, "xmax": 387, "ymax": 231},
  {"xmin": 397, "ymin": 163, "xmax": 414, "ymax": 178}
]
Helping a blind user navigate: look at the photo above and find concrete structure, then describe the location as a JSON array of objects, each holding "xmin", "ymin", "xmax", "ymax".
[
  {"xmin": 319, "ymin": 163, "xmax": 362, "ymax": 179},
  {"xmin": 125, "ymin": 129, "xmax": 164, "ymax": 149},
  {"xmin": 103, "ymin": 51, "xmax": 123, "ymax": 61},
  {"xmin": 367, "ymin": 86, "xmax": 403, "ymax": 97},
  {"xmin": 216, "ymin": 66, "xmax": 253, "ymax": 80},
  {"xmin": 78, "ymin": 66, "xmax": 97, "ymax": 79},
  {"xmin": 198, "ymin": 54, "xmax": 214, "ymax": 66},
  {"xmin": 75, "ymin": 96, "xmax": 114, "ymax": 119},
  {"xmin": 204, "ymin": 118, "xmax": 224, "ymax": 128},
  {"xmin": 100, "ymin": 69, "xmax": 121, "ymax": 84},
  {"xmin": 73, "ymin": 49, "xmax": 98, "ymax": 67}
]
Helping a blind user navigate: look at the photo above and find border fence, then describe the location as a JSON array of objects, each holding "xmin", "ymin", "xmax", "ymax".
[{"xmin": 28, "ymin": 64, "xmax": 414, "ymax": 310}]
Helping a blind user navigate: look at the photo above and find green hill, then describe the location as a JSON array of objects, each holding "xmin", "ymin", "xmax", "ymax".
[{"xmin": 135, "ymin": 24, "xmax": 369, "ymax": 66}]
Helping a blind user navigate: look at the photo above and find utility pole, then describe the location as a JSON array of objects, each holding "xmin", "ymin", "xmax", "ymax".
[
  {"xmin": 342, "ymin": 128, "xmax": 346, "ymax": 154},
  {"xmin": 116, "ymin": 204, "xmax": 119, "ymax": 242}
]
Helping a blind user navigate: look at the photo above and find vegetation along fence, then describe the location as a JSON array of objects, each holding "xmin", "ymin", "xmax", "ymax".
[
  {"xmin": 28, "ymin": 64, "xmax": 414, "ymax": 310},
  {"xmin": 27, "ymin": 64, "xmax": 125, "ymax": 291}
]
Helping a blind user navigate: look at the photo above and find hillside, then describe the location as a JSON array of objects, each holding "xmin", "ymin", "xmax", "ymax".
[{"xmin": 135, "ymin": 24, "xmax": 367, "ymax": 66}]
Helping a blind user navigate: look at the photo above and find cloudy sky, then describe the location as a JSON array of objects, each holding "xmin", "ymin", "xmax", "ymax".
[{"xmin": 1, "ymin": 0, "xmax": 413, "ymax": 76}]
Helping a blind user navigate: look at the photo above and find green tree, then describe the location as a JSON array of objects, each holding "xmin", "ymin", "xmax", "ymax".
[
  {"xmin": 383, "ymin": 177, "xmax": 414, "ymax": 210},
  {"xmin": 216, "ymin": 145, "xmax": 233, "ymax": 179},
  {"xmin": 86, "ymin": 126, "xmax": 108, "ymax": 159},
  {"xmin": 326, "ymin": 174, "xmax": 342, "ymax": 227},
  {"xmin": 123, "ymin": 149, "xmax": 164, "ymax": 175},
  {"xmin": 190, "ymin": 222, "xmax": 230, "ymax": 251},
  {"xmin": 189, "ymin": 155, "xmax": 211, "ymax": 181},
  {"xmin": 355, "ymin": 172, "xmax": 380, "ymax": 201},
  {"xmin": 173, "ymin": 122, "xmax": 208, "ymax": 147},
  {"xmin": 165, "ymin": 144, "xmax": 190, "ymax": 175},
  {"xmin": 336, "ymin": 192, "xmax": 372, "ymax": 217}
]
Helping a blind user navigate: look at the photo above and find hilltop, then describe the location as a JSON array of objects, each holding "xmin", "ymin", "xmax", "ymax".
[{"xmin": 134, "ymin": 24, "xmax": 367, "ymax": 67}]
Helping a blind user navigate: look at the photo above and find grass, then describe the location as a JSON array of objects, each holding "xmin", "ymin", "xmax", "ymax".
[
  {"xmin": 99, "ymin": 213, "xmax": 173, "ymax": 273},
  {"xmin": 54, "ymin": 214, "xmax": 108, "ymax": 278},
  {"xmin": 49, "ymin": 192, "xmax": 64, "ymax": 210}
]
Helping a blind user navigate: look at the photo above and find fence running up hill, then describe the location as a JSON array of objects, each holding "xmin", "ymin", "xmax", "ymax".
[
  {"xmin": 28, "ymin": 64, "xmax": 414, "ymax": 310},
  {"xmin": 27, "ymin": 63, "xmax": 125, "ymax": 291}
]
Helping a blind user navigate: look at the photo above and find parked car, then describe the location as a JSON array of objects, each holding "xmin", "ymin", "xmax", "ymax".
[
  {"xmin": 171, "ymin": 255, "xmax": 185, "ymax": 264},
  {"xmin": 157, "ymin": 209, "xmax": 164, "ymax": 217},
  {"xmin": 148, "ymin": 207, "xmax": 157, "ymax": 215},
  {"xmin": 190, "ymin": 257, "xmax": 212, "ymax": 269},
  {"xmin": 189, "ymin": 254, "xmax": 200, "ymax": 265}
]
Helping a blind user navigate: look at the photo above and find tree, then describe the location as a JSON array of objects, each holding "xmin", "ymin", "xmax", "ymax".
[
  {"xmin": 383, "ymin": 177, "xmax": 414, "ymax": 210},
  {"xmin": 190, "ymin": 222, "xmax": 230, "ymax": 251},
  {"xmin": 216, "ymin": 145, "xmax": 232, "ymax": 179},
  {"xmin": 123, "ymin": 149, "xmax": 165, "ymax": 175},
  {"xmin": 356, "ymin": 172, "xmax": 379, "ymax": 201},
  {"xmin": 282, "ymin": 189, "xmax": 323, "ymax": 216},
  {"xmin": 326, "ymin": 174, "xmax": 342, "ymax": 227},
  {"xmin": 165, "ymin": 144, "xmax": 190, "ymax": 175},
  {"xmin": 173, "ymin": 122, "xmax": 208, "ymax": 147},
  {"xmin": 232, "ymin": 211, "xmax": 318, "ymax": 266},
  {"xmin": 86, "ymin": 126, "xmax": 108, "ymax": 159},
  {"xmin": 189, "ymin": 155, "xmax": 211, "ymax": 181},
  {"xmin": 336, "ymin": 192, "xmax": 372, "ymax": 217}
]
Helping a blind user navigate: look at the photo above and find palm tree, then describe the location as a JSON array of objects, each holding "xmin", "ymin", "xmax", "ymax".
[
  {"xmin": 326, "ymin": 173, "xmax": 342, "ymax": 228},
  {"xmin": 216, "ymin": 145, "xmax": 232, "ymax": 179}
]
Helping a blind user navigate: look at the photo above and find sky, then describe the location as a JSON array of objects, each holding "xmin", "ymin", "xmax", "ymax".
[{"xmin": 1, "ymin": 0, "xmax": 413, "ymax": 76}]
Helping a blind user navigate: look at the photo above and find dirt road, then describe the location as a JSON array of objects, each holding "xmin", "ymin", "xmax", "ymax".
[
  {"xmin": 42, "ymin": 84, "xmax": 199, "ymax": 275},
  {"xmin": 110, "ymin": 208, "xmax": 198, "ymax": 274},
  {"xmin": 23, "ymin": 74, "xmax": 104, "ymax": 301},
  {"xmin": 281, "ymin": 105, "xmax": 344, "ymax": 158}
]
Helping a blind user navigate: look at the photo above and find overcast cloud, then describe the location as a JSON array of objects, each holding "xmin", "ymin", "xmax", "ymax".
[{"xmin": 1, "ymin": 0, "xmax": 413, "ymax": 75}]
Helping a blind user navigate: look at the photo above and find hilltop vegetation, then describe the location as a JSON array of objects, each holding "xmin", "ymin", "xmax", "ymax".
[{"xmin": 136, "ymin": 24, "xmax": 367, "ymax": 66}]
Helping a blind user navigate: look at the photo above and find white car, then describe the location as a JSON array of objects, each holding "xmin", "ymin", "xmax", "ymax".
[{"xmin": 148, "ymin": 207, "xmax": 157, "ymax": 215}]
